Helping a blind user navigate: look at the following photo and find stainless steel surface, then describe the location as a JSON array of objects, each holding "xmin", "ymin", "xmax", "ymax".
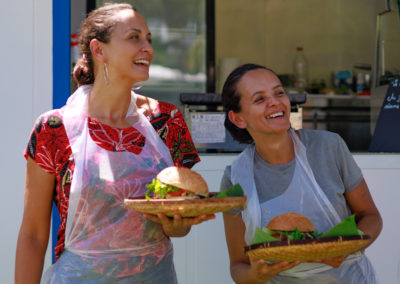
[{"xmin": 302, "ymin": 94, "xmax": 371, "ymax": 152}]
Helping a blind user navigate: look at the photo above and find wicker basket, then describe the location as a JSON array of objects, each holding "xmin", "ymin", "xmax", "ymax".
[
  {"xmin": 124, "ymin": 195, "xmax": 246, "ymax": 217},
  {"xmin": 245, "ymin": 235, "xmax": 371, "ymax": 261}
]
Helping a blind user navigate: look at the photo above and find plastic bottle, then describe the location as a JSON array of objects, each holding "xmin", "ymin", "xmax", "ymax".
[
  {"xmin": 293, "ymin": 46, "xmax": 308, "ymax": 92},
  {"xmin": 356, "ymin": 73, "xmax": 365, "ymax": 94}
]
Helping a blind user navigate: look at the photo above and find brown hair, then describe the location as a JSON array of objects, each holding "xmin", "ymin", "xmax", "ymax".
[{"xmin": 73, "ymin": 2, "xmax": 137, "ymax": 86}]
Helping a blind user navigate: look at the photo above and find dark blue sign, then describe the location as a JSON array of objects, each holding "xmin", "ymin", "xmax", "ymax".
[{"xmin": 369, "ymin": 77, "xmax": 400, "ymax": 152}]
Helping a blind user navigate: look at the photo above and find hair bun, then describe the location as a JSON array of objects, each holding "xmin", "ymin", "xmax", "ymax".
[{"xmin": 72, "ymin": 57, "xmax": 93, "ymax": 86}]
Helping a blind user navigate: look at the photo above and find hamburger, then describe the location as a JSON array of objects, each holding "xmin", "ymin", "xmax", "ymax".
[
  {"xmin": 247, "ymin": 213, "xmax": 371, "ymax": 261},
  {"xmin": 145, "ymin": 166, "xmax": 209, "ymax": 200},
  {"xmin": 253, "ymin": 213, "xmax": 322, "ymax": 244},
  {"xmin": 266, "ymin": 213, "xmax": 320, "ymax": 241}
]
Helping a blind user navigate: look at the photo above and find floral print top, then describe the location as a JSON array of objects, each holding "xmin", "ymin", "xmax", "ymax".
[{"xmin": 25, "ymin": 100, "xmax": 199, "ymax": 260}]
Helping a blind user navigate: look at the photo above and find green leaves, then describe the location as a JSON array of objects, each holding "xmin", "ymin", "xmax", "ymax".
[
  {"xmin": 310, "ymin": 231, "xmax": 324, "ymax": 239},
  {"xmin": 214, "ymin": 183, "xmax": 244, "ymax": 198},
  {"xmin": 253, "ymin": 227, "xmax": 279, "ymax": 244},
  {"xmin": 282, "ymin": 227, "xmax": 305, "ymax": 240},
  {"xmin": 251, "ymin": 214, "xmax": 362, "ymax": 244},
  {"xmin": 252, "ymin": 227, "xmax": 315, "ymax": 244},
  {"xmin": 145, "ymin": 179, "xmax": 180, "ymax": 200},
  {"xmin": 320, "ymin": 215, "xmax": 363, "ymax": 238}
]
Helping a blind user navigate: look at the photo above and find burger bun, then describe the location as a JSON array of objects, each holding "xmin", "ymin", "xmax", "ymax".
[
  {"xmin": 267, "ymin": 213, "xmax": 315, "ymax": 232},
  {"xmin": 157, "ymin": 166, "xmax": 209, "ymax": 197}
]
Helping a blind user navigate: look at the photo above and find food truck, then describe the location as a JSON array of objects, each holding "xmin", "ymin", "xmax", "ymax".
[{"xmin": 3, "ymin": 0, "xmax": 399, "ymax": 283}]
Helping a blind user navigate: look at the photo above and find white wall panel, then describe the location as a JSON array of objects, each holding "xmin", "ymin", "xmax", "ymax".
[
  {"xmin": 172, "ymin": 154, "xmax": 400, "ymax": 284},
  {"xmin": 0, "ymin": 0, "xmax": 52, "ymax": 283},
  {"xmin": 355, "ymin": 154, "xmax": 400, "ymax": 284}
]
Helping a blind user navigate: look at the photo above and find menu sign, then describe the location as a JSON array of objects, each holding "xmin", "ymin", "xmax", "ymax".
[
  {"xmin": 190, "ymin": 113, "xmax": 226, "ymax": 143},
  {"xmin": 369, "ymin": 77, "xmax": 400, "ymax": 152}
]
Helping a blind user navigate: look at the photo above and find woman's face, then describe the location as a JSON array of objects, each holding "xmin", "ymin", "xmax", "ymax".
[
  {"xmin": 230, "ymin": 69, "xmax": 291, "ymax": 138},
  {"xmin": 103, "ymin": 9, "xmax": 154, "ymax": 84}
]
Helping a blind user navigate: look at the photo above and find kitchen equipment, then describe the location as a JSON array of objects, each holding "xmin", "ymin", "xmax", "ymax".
[{"xmin": 180, "ymin": 92, "xmax": 307, "ymax": 152}]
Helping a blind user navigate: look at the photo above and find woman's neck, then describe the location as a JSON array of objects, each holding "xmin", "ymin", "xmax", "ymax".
[
  {"xmin": 254, "ymin": 131, "xmax": 295, "ymax": 165},
  {"xmin": 88, "ymin": 81, "xmax": 133, "ymax": 128}
]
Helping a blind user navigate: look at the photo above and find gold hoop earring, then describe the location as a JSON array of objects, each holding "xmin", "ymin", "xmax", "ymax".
[{"xmin": 104, "ymin": 63, "xmax": 109, "ymax": 84}]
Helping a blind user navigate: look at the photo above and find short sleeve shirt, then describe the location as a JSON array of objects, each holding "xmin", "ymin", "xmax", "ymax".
[
  {"xmin": 220, "ymin": 129, "xmax": 363, "ymax": 220},
  {"xmin": 25, "ymin": 100, "xmax": 200, "ymax": 260}
]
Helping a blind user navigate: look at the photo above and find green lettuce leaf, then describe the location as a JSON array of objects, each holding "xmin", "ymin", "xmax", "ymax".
[
  {"xmin": 282, "ymin": 227, "xmax": 305, "ymax": 240},
  {"xmin": 252, "ymin": 226, "xmax": 322, "ymax": 244},
  {"xmin": 320, "ymin": 215, "xmax": 364, "ymax": 238},
  {"xmin": 310, "ymin": 231, "xmax": 324, "ymax": 238},
  {"xmin": 214, "ymin": 183, "xmax": 244, "ymax": 198},
  {"xmin": 145, "ymin": 179, "xmax": 180, "ymax": 200},
  {"xmin": 251, "ymin": 214, "xmax": 362, "ymax": 245},
  {"xmin": 253, "ymin": 227, "xmax": 279, "ymax": 244}
]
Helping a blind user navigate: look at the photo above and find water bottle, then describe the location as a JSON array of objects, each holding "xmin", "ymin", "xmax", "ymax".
[{"xmin": 293, "ymin": 46, "xmax": 308, "ymax": 92}]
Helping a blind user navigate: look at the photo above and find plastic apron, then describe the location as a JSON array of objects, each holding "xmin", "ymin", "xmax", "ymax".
[
  {"xmin": 231, "ymin": 128, "xmax": 378, "ymax": 283},
  {"xmin": 42, "ymin": 85, "xmax": 177, "ymax": 284}
]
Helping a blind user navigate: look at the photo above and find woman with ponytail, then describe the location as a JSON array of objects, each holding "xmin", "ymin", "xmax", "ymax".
[{"xmin": 15, "ymin": 3, "xmax": 212, "ymax": 283}]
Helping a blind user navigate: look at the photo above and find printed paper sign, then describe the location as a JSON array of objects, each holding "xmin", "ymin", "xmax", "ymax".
[{"xmin": 190, "ymin": 113, "xmax": 226, "ymax": 143}]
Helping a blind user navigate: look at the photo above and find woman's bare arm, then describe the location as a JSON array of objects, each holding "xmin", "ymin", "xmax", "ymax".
[
  {"xmin": 15, "ymin": 158, "xmax": 55, "ymax": 284},
  {"xmin": 344, "ymin": 178, "xmax": 382, "ymax": 245}
]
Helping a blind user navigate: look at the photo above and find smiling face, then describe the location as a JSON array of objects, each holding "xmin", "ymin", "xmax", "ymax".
[
  {"xmin": 102, "ymin": 9, "xmax": 154, "ymax": 84},
  {"xmin": 229, "ymin": 68, "xmax": 291, "ymax": 140}
]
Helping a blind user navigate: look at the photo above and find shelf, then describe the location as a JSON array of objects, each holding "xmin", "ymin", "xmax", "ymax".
[{"xmin": 306, "ymin": 94, "xmax": 370, "ymax": 100}]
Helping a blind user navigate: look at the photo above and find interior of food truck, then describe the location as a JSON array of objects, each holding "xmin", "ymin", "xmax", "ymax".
[{"xmin": 69, "ymin": 0, "xmax": 400, "ymax": 154}]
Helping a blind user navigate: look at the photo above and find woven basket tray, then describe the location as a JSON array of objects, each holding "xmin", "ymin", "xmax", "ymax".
[
  {"xmin": 124, "ymin": 194, "xmax": 246, "ymax": 217},
  {"xmin": 245, "ymin": 235, "xmax": 371, "ymax": 261}
]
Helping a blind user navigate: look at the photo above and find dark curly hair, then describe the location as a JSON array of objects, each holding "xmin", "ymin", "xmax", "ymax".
[
  {"xmin": 73, "ymin": 2, "xmax": 137, "ymax": 86},
  {"xmin": 221, "ymin": 63, "xmax": 276, "ymax": 144}
]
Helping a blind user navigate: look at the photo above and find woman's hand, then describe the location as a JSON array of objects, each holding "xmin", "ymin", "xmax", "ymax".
[
  {"xmin": 247, "ymin": 257, "xmax": 300, "ymax": 283},
  {"xmin": 143, "ymin": 213, "xmax": 215, "ymax": 237},
  {"xmin": 223, "ymin": 213, "xmax": 301, "ymax": 284}
]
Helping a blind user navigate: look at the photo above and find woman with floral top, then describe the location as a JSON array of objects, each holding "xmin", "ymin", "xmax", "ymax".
[{"xmin": 15, "ymin": 3, "xmax": 213, "ymax": 283}]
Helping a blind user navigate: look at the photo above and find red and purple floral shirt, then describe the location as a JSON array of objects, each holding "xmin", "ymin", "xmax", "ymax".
[{"xmin": 25, "ymin": 100, "xmax": 199, "ymax": 260}]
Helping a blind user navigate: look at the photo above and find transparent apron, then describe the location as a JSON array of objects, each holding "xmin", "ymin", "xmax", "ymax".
[
  {"xmin": 42, "ymin": 85, "xmax": 177, "ymax": 283},
  {"xmin": 231, "ymin": 128, "xmax": 378, "ymax": 283}
]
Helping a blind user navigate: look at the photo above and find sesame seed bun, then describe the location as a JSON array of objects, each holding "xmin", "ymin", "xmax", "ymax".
[
  {"xmin": 157, "ymin": 166, "xmax": 209, "ymax": 197},
  {"xmin": 267, "ymin": 213, "xmax": 315, "ymax": 232}
]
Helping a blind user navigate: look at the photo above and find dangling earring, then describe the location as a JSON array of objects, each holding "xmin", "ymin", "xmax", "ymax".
[{"xmin": 104, "ymin": 63, "xmax": 109, "ymax": 84}]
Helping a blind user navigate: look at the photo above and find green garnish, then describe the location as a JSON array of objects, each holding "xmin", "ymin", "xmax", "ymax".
[
  {"xmin": 320, "ymin": 215, "xmax": 363, "ymax": 238},
  {"xmin": 145, "ymin": 179, "xmax": 180, "ymax": 200},
  {"xmin": 252, "ymin": 227, "xmax": 320, "ymax": 244},
  {"xmin": 310, "ymin": 231, "xmax": 324, "ymax": 238},
  {"xmin": 253, "ymin": 227, "xmax": 279, "ymax": 244},
  {"xmin": 214, "ymin": 183, "xmax": 244, "ymax": 198},
  {"xmin": 252, "ymin": 214, "xmax": 362, "ymax": 244},
  {"xmin": 282, "ymin": 227, "xmax": 305, "ymax": 240}
]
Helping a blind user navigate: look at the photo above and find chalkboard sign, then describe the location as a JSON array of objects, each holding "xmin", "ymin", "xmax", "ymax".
[{"xmin": 369, "ymin": 77, "xmax": 400, "ymax": 152}]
